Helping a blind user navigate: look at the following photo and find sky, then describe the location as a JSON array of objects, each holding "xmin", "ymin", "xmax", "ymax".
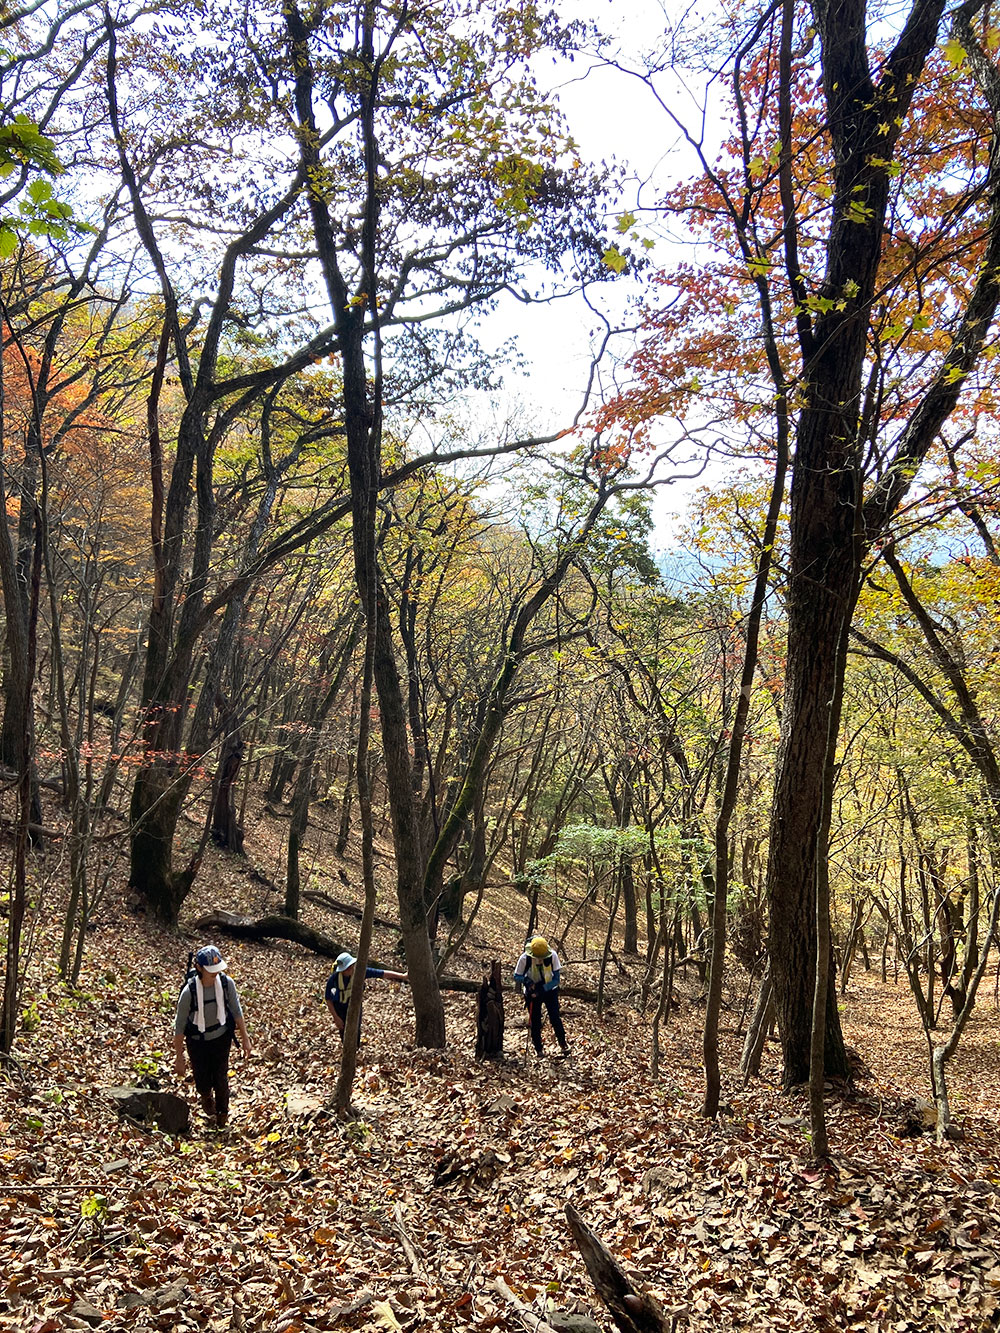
[{"xmin": 482, "ymin": 0, "xmax": 727, "ymax": 554}]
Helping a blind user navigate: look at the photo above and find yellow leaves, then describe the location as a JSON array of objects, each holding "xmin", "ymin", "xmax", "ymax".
[
  {"xmin": 941, "ymin": 38, "xmax": 967, "ymax": 70},
  {"xmin": 602, "ymin": 245, "xmax": 627, "ymax": 275},
  {"xmin": 845, "ymin": 198, "xmax": 874, "ymax": 225}
]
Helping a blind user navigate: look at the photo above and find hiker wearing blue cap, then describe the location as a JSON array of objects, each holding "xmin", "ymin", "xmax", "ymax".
[
  {"xmin": 173, "ymin": 945, "xmax": 251, "ymax": 1129},
  {"xmin": 325, "ymin": 951, "xmax": 408, "ymax": 1038}
]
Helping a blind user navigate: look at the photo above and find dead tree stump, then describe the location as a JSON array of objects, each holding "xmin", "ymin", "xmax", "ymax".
[
  {"xmin": 565, "ymin": 1203, "xmax": 671, "ymax": 1333},
  {"xmin": 475, "ymin": 959, "xmax": 505, "ymax": 1059}
]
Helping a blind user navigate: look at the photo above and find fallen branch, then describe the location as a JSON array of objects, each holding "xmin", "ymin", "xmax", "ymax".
[
  {"xmin": 492, "ymin": 1276, "xmax": 563, "ymax": 1333},
  {"xmin": 0, "ymin": 818, "xmax": 64, "ymax": 841},
  {"xmin": 565, "ymin": 1203, "xmax": 671, "ymax": 1333},
  {"xmin": 195, "ymin": 910, "xmax": 601, "ymax": 1002},
  {"xmin": 302, "ymin": 888, "xmax": 399, "ymax": 931},
  {"xmin": 392, "ymin": 1203, "xmax": 426, "ymax": 1278}
]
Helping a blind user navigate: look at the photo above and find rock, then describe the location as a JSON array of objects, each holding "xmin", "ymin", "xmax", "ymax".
[
  {"xmin": 550, "ymin": 1315, "xmax": 602, "ymax": 1333},
  {"xmin": 432, "ymin": 1148, "xmax": 502, "ymax": 1188},
  {"xmin": 897, "ymin": 1096, "xmax": 937, "ymax": 1137},
  {"xmin": 68, "ymin": 1300, "xmax": 104, "ymax": 1326},
  {"xmin": 285, "ymin": 1088, "xmax": 326, "ymax": 1121},
  {"xmin": 120, "ymin": 1281, "xmax": 188, "ymax": 1311},
  {"xmin": 968, "ymin": 1179, "xmax": 999, "ymax": 1196},
  {"xmin": 642, "ymin": 1165, "xmax": 683, "ymax": 1196},
  {"xmin": 105, "ymin": 1087, "xmax": 190, "ymax": 1135},
  {"xmin": 482, "ymin": 1094, "xmax": 520, "ymax": 1116},
  {"xmin": 151, "ymin": 1281, "xmax": 188, "ymax": 1309}
]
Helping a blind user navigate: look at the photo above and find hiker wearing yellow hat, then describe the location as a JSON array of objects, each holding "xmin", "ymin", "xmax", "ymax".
[{"xmin": 513, "ymin": 936, "xmax": 569, "ymax": 1057}]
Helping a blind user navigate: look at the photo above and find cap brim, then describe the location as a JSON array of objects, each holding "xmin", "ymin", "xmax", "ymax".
[{"xmin": 202, "ymin": 961, "xmax": 227, "ymax": 973}]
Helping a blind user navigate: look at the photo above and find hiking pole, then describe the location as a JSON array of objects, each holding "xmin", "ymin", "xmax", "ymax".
[{"xmin": 523, "ymin": 989, "xmax": 537, "ymax": 1063}]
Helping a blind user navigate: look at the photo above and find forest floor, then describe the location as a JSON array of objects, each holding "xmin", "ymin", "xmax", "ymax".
[{"xmin": 2, "ymin": 806, "xmax": 1000, "ymax": 1333}]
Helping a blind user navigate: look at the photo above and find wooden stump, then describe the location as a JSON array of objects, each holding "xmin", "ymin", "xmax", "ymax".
[
  {"xmin": 475, "ymin": 959, "xmax": 505, "ymax": 1059},
  {"xmin": 565, "ymin": 1203, "xmax": 671, "ymax": 1333}
]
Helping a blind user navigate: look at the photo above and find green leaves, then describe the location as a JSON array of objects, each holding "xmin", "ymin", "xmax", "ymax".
[
  {"xmin": 0, "ymin": 116, "xmax": 65, "ymax": 177},
  {"xmin": 602, "ymin": 244, "xmax": 627, "ymax": 275},
  {"xmin": 0, "ymin": 114, "xmax": 80, "ymax": 254},
  {"xmin": 941, "ymin": 37, "xmax": 967, "ymax": 69}
]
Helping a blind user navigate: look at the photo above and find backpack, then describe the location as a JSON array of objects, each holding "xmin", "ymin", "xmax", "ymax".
[
  {"xmin": 528, "ymin": 953, "xmax": 555, "ymax": 988},
  {"xmin": 182, "ymin": 964, "xmax": 235, "ymax": 1040}
]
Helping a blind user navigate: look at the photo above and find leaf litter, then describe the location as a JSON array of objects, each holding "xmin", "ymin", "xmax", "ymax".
[{"xmin": 2, "ymin": 851, "xmax": 1000, "ymax": 1333}]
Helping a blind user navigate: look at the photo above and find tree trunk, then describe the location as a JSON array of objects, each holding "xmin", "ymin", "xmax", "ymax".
[
  {"xmin": 0, "ymin": 522, "xmax": 40, "ymax": 1055},
  {"xmin": 741, "ymin": 968, "xmax": 774, "ymax": 1083},
  {"xmin": 765, "ymin": 563, "xmax": 853, "ymax": 1086},
  {"xmin": 475, "ymin": 960, "xmax": 505, "ymax": 1059},
  {"xmin": 211, "ymin": 705, "xmax": 246, "ymax": 854}
]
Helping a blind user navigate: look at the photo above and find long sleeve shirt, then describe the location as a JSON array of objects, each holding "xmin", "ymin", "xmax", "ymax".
[{"xmin": 513, "ymin": 949, "xmax": 561, "ymax": 993}]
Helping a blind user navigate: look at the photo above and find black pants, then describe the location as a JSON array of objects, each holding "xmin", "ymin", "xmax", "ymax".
[
  {"xmin": 186, "ymin": 1032, "xmax": 233, "ymax": 1118},
  {"xmin": 527, "ymin": 990, "xmax": 567, "ymax": 1053},
  {"xmin": 332, "ymin": 1001, "xmax": 363, "ymax": 1038}
]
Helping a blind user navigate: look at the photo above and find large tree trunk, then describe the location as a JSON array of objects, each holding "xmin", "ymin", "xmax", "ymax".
[
  {"xmin": 129, "ymin": 763, "xmax": 193, "ymax": 923},
  {"xmin": 760, "ymin": 0, "xmax": 958, "ymax": 1089},
  {"xmin": 283, "ymin": 0, "xmax": 446, "ymax": 1047},
  {"xmin": 765, "ymin": 551, "xmax": 854, "ymax": 1085},
  {"xmin": 211, "ymin": 703, "xmax": 246, "ymax": 854}
]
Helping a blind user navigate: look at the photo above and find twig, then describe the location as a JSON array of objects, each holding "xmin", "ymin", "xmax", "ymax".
[
  {"xmin": 491, "ymin": 1277, "xmax": 563, "ymax": 1333},
  {"xmin": 392, "ymin": 1203, "xmax": 426, "ymax": 1278}
]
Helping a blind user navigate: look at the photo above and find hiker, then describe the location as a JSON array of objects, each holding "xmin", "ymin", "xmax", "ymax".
[
  {"xmin": 514, "ymin": 936, "xmax": 569, "ymax": 1057},
  {"xmin": 325, "ymin": 951, "xmax": 408, "ymax": 1038},
  {"xmin": 173, "ymin": 944, "xmax": 251, "ymax": 1129}
]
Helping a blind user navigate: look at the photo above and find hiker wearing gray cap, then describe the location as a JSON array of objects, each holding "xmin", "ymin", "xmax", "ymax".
[{"xmin": 173, "ymin": 945, "xmax": 251, "ymax": 1129}]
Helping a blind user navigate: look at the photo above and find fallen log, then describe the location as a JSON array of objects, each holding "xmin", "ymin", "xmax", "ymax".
[
  {"xmin": 194, "ymin": 910, "xmax": 600, "ymax": 1002},
  {"xmin": 0, "ymin": 818, "xmax": 64, "ymax": 841},
  {"xmin": 301, "ymin": 889, "xmax": 399, "ymax": 931},
  {"xmin": 565, "ymin": 1204, "xmax": 671, "ymax": 1333}
]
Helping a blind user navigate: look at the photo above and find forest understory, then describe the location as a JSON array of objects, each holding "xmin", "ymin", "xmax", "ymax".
[{"xmin": 2, "ymin": 807, "xmax": 1000, "ymax": 1333}]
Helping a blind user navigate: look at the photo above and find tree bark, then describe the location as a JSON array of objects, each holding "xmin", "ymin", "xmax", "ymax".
[{"xmin": 565, "ymin": 1204, "xmax": 670, "ymax": 1333}]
